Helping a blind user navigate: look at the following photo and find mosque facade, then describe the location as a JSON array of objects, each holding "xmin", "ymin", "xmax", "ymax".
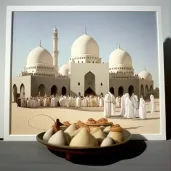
[{"xmin": 12, "ymin": 27, "xmax": 154, "ymax": 102}]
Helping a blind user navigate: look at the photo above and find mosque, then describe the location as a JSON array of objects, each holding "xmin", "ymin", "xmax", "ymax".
[{"xmin": 11, "ymin": 26, "xmax": 154, "ymax": 103}]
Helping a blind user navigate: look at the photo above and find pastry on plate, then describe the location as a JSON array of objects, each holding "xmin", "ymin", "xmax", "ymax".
[{"xmin": 86, "ymin": 118, "xmax": 97, "ymax": 124}]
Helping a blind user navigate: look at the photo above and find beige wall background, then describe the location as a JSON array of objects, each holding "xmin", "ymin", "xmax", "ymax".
[{"xmin": 0, "ymin": 0, "xmax": 170, "ymax": 138}]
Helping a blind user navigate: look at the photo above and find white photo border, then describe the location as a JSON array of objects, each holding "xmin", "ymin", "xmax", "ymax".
[{"xmin": 4, "ymin": 6, "xmax": 166, "ymax": 141}]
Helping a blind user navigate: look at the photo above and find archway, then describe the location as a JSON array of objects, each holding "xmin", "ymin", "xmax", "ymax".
[
  {"xmin": 128, "ymin": 85, "xmax": 134, "ymax": 96},
  {"xmin": 20, "ymin": 84, "xmax": 25, "ymax": 98},
  {"xmin": 150, "ymin": 85, "xmax": 153, "ymax": 92},
  {"xmin": 109, "ymin": 87, "xmax": 114, "ymax": 95},
  {"xmin": 118, "ymin": 86, "xmax": 124, "ymax": 97},
  {"xmin": 38, "ymin": 84, "xmax": 46, "ymax": 97},
  {"xmin": 140, "ymin": 84, "xmax": 144, "ymax": 98},
  {"xmin": 61, "ymin": 86, "xmax": 67, "ymax": 95},
  {"xmin": 13, "ymin": 84, "xmax": 17, "ymax": 102},
  {"xmin": 84, "ymin": 87, "xmax": 96, "ymax": 96},
  {"xmin": 84, "ymin": 71, "xmax": 95, "ymax": 96},
  {"xmin": 51, "ymin": 85, "xmax": 57, "ymax": 95}
]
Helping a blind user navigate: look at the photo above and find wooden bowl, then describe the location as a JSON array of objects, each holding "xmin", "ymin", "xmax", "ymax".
[{"xmin": 36, "ymin": 129, "xmax": 131, "ymax": 161}]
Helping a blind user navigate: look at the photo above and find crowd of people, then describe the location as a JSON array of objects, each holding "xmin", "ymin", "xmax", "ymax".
[
  {"xmin": 16, "ymin": 92, "xmax": 156, "ymax": 120},
  {"xmin": 16, "ymin": 94, "xmax": 122, "ymax": 109},
  {"xmin": 104, "ymin": 92, "xmax": 156, "ymax": 120}
]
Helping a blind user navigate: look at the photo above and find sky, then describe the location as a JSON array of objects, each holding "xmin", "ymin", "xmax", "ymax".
[{"xmin": 12, "ymin": 11, "xmax": 159, "ymax": 88}]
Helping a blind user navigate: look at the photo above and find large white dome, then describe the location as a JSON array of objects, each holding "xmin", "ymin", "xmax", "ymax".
[
  {"xmin": 109, "ymin": 47, "xmax": 132, "ymax": 69},
  {"xmin": 71, "ymin": 34, "xmax": 99, "ymax": 59},
  {"xmin": 59, "ymin": 64, "xmax": 70, "ymax": 76},
  {"xmin": 27, "ymin": 46, "xmax": 53, "ymax": 66},
  {"xmin": 138, "ymin": 70, "xmax": 152, "ymax": 81}
]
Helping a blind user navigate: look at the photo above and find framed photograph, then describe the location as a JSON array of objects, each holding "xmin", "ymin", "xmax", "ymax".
[{"xmin": 4, "ymin": 6, "xmax": 166, "ymax": 141}]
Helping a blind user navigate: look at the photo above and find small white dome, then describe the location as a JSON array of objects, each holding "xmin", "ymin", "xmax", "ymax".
[
  {"xmin": 27, "ymin": 46, "xmax": 53, "ymax": 66},
  {"xmin": 109, "ymin": 47, "xmax": 132, "ymax": 68},
  {"xmin": 59, "ymin": 64, "xmax": 70, "ymax": 76},
  {"xmin": 71, "ymin": 34, "xmax": 99, "ymax": 59},
  {"xmin": 138, "ymin": 70, "xmax": 152, "ymax": 81}
]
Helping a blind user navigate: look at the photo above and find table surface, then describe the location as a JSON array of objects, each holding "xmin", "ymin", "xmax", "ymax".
[{"xmin": 0, "ymin": 140, "xmax": 170, "ymax": 171}]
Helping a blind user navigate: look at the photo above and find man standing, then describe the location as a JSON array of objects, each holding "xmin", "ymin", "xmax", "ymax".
[
  {"xmin": 104, "ymin": 93, "xmax": 111, "ymax": 118},
  {"xmin": 150, "ymin": 94, "xmax": 155, "ymax": 113},
  {"xmin": 109, "ymin": 92, "xmax": 116, "ymax": 116}
]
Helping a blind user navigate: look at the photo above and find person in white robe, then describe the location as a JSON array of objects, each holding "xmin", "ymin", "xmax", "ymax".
[
  {"xmin": 109, "ymin": 92, "xmax": 116, "ymax": 116},
  {"xmin": 67, "ymin": 96, "xmax": 72, "ymax": 107},
  {"xmin": 84, "ymin": 97, "xmax": 88, "ymax": 107},
  {"xmin": 87, "ymin": 96, "xmax": 90, "ymax": 107},
  {"xmin": 35, "ymin": 98, "xmax": 39, "ymax": 108},
  {"xmin": 150, "ymin": 94, "xmax": 155, "ymax": 113},
  {"xmin": 120, "ymin": 95, "xmax": 126, "ymax": 116},
  {"xmin": 97, "ymin": 96, "xmax": 100, "ymax": 106},
  {"xmin": 32, "ymin": 98, "xmax": 37, "ymax": 108},
  {"xmin": 123, "ymin": 93, "xmax": 129, "ymax": 116},
  {"xmin": 118, "ymin": 97, "xmax": 121, "ymax": 107},
  {"xmin": 90, "ymin": 96, "xmax": 95, "ymax": 107},
  {"xmin": 132, "ymin": 94, "xmax": 139, "ymax": 118},
  {"xmin": 104, "ymin": 93, "xmax": 111, "ymax": 118},
  {"xmin": 64, "ymin": 96, "xmax": 68, "ymax": 107},
  {"xmin": 124, "ymin": 95, "xmax": 134, "ymax": 118},
  {"xmin": 81, "ymin": 98, "xmax": 85, "ymax": 107},
  {"xmin": 76, "ymin": 96, "xmax": 81, "ymax": 108},
  {"xmin": 95, "ymin": 96, "xmax": 99, "ymax": 107},
  {"xmin": 73, "ymin": 97, "xmax": 76, "ymax": 107},
  {"xmin": 115, "ymin": 97, "xmax": 119, "ymax": 107},
  {"xmin": 99, "ymin": 96, "xmax": 104, "ymax": 107},
  {"xmin": 139, "ymin": 96, "xmax": 146, "ymax": 119},
  {"xmin": 21, "ymin": 98, "xmax": 25, "ymax": 107},
  {"xmin": 59, "ymin": 97, "xmax": 64, "ymax": 107},
  {"xmin": 27, "ymin": 98, "xmax": 31, "ymax": 108},
  {"xmin": 37, "ymin": 98, "xmax": 41, "ymax": 107},
  {"xmin": 55, "ymin": 95, "xmax": 59, "ymax": 107},
  {"xmin": 91, "ymin": 96, "xmax": 96, "ymax": 107},
  {"xmin": 43, "ymin": 97, "xmax": 48, "ymax": 107},
  {"xmin": 31, "ymin": 98, "xmax": 34, "ymax": 108},
  {"xmin": 51, "ymin": 96, "xmax": 56, "ymax": 107}
]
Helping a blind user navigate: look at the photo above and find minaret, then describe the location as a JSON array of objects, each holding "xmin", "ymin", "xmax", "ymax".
[{"xmin": 52, "ymin": 26, "xmax": 58, "ymax": 70}]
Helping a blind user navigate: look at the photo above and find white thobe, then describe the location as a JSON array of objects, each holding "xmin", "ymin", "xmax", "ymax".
[
  {"xmin": 109, "ymin": 92, "xmax": 116, "ymax": 116},
  {"xmin": 124, "ymin": 97, "xmax": 134, "ymax": 118},
  {"xmin": 104, "ymin": 93, "xmax": 111, "ymax": 118},
  {"xmin": 27, "ymin": 99, "xmax": 31, "ymax": 108},
  {"xmin": 21, "ymin": 99, "xmax": 25, "ymax": 107},
  {"xmin": 150, "ymin": 95, "xmax": 155, "ymax": 113},
  {"xmin": 76, "ymin": 97, "xmax": 81, "ymax": 108},
  {"xmin": 139, "ymin": 98, "xmax": 146, "ymax": 119},
  {"xmin": 99, "ymin": 97, "xmax": 104, "ymax": 107},
  {"xmin": 51, "ymin": 97, "xmax": 56, "ymax": 107},
  {"xmin": 120, "ymin": 96, "xmax": 125, "ymax": 116},
  {"xmin": 116, "ymin": 97, "xmax": 119, "ymax": 107},
  {"xmin": 133, "ymin": 95, "xmax": 139, "ymax": 117}
]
